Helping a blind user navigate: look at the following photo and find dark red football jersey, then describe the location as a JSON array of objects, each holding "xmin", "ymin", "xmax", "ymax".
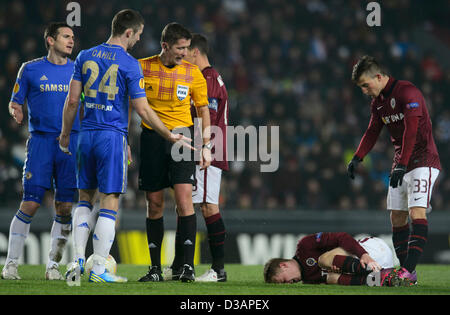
[
  {"xmin": 355, "ymin": 77, "xmax": 441, "ymax": 172},
  {"xmin": 293, "ymin": 232, "xmax": 368, "ymax": 284},
  {"xmin": 191, "ymin": 66, "xmax": 229, "ymax": 171}
]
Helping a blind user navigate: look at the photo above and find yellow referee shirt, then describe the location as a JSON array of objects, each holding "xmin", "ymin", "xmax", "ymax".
[{"xmin": 138, "ymin": 55, "xmax": 209, "ymax": 130}]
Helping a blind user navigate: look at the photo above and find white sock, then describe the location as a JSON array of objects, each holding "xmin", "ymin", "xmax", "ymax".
[
  {"xmin": 47, "ymin": 214, "xmax": 72, "ymax": 268},
  {"xmin": 92, "ymin": 209, "xmax": 117, "ymax": 274},
  {"xmin": 87, "ymin": 205, "xmax": 99, "ymax": 233},
  {"xmin": 6, "ymin": 210, "xmax": 32, "ymax": 265},
  {"xmin": 72, "ymin": 201, "xmax": 94, "ymax": 262}
]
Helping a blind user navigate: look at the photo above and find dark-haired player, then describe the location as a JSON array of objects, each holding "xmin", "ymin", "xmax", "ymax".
[
  {"xmin": 60, "ymin": 10, "xmax": 190, "ymax": 284},
  {"xmin": 347, "ymin": 55, "xmax": 441, "ymax": 285},
  {"xmin": 164, "ymin": 33, "xmax": 229, "ymax": 282},
  {"xmin": 137, "ymin": 23, "xmax": 210, "ymax": 283},
  {"xmin": 264, "ymin": 232, "xmax": 398, "ymax": 286},
  {"xmin": 2, "ymin": 22, "xmax": 79, "ymax": 281}
]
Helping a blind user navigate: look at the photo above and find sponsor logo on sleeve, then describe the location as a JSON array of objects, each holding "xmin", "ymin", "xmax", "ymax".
[
  {"xmin": 208, "ymin": 98, "xmax": 218, "ymax": 111},
  {"xmin": 13, "ymin": 83, "xmax": 20, "ymax": 94},
  {"xmin": 406, "ymin": 102, "xmax": 419, "ymax": 109}
]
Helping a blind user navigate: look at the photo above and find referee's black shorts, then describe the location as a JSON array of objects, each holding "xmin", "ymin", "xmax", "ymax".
[{"xmin": 138, "ymin": 126, "xmax": 195, "ymax": 192}]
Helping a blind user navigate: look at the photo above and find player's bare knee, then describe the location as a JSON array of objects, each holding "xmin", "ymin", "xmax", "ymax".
[
  {"xmin": 146, "ymin": 195, "xmax": 164, "ymax": 218},
  {"xmin": 79, "ymin": 189, "xmax": 97, "ymax": 205},
  {"xmin": 175, "ymin": 194, "xmax": 195, "ymax": 216},
  {"xmin": 54, "ymin": 201, "xmax": 73, "ymax": 216},
  {"xmin": 177, "ymin": 204, "xmax": 195, "ymax": 216},
  {"xmin": 201, "ymin": 203, "xmax": 219, "ymax": 218},
  {"xmin": 147, "ymin": 204, "xmax": 163, "ymax": 218},
  {"xmin": 409, "ymin": 207, "xmax": 427, "ymax": 220},
  {"xmin": 19, "ymin": 200, "xmax": 40, "ymax": 217},
  {"xmin": 390, "ymin": 210, "xmax": 409, "ymax": 227},
  {"xmin": 200, "ymin": 203, "xmax": 209, "ymax": 217}
]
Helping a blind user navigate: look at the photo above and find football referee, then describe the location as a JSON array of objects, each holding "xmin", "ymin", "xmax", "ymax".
[{"xmin": 137, "ymin": 22, "xmax": 211, "ymax": 283}]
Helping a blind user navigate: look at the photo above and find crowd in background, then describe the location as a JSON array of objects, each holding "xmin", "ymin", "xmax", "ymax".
[{"xmin": 0, "ymin": 0, "xmax": 449, "ymax": 211}]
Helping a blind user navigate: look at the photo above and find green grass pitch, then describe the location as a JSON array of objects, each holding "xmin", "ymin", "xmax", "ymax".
[{"xmin": 0, "ymin": 264, "xmax": 449, "ymax": 295}]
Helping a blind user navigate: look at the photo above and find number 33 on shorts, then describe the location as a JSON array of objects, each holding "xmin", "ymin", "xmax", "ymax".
[{"xmin": 387, "ymin": 167, "xmax": 440, "ymax": 212}]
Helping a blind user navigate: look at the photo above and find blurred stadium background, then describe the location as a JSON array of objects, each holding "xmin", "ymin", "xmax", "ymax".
[{"xmin": 0, "ymin": 0, "xmax": 449, "ymax": 266}]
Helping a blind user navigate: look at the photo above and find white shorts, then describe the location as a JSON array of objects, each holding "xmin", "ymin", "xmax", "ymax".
[
  {"xmin": 358, "ymin": 237, "xmax": 394, "ymax": 269},
  {"xmin": 192, "ymin": 165, "xmax": 222, "ymax": 205},
  {"xmin": 387, "ymin": 167, "xmax": 439, "ymax": 212}
]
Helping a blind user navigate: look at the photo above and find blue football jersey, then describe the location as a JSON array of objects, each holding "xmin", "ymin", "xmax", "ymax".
[
  {"xmin": 72, "ymin": 43, "xmax": 146, "ymax": 134},
  {"xmin": 10, "ymin": 57, "xmax": 80, "ymax": 133}
]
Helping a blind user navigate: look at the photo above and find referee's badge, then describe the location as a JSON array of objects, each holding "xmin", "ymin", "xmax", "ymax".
[{"xmin": 177, "ymin": 84, "xmax": 189, "ymax": 101}]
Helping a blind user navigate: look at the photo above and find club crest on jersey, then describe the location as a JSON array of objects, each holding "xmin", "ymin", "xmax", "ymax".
[
  {"xmin": 390, "ymin": 98, "xmax": 396, "ymax": 109},
  {"xmin": 306, "ymin": 258, "xmax": 317, "ymax": 267},
  {"xmin": 177, "ymin": 84, "xmax": 189, "ymax": 101}
]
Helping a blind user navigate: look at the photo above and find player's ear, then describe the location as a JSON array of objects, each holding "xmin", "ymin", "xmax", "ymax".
[
  {"xmin": 279, "ymin": 262, "xmax": 288, "ymax": 269},
  {"xmin": 125, "ymin": 28, "xmax": 133, "ymax": 39},
  {"xmin": 47, "ymin": 36, "xmax": 55, "ymax": 48}
]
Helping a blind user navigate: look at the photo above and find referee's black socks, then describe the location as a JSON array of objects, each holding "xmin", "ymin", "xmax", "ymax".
[
  {"xmin": 179, "ymin": 213, "xmax": 197, "ymax": 268},
  {"xmin": 146, "ymin": 217, "xmax": 164, "ymax": 267}
]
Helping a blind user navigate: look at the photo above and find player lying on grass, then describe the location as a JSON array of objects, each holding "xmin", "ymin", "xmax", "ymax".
[{"xmin": 264, "ymin": 232, "xmax": 410, "ymax": 286}]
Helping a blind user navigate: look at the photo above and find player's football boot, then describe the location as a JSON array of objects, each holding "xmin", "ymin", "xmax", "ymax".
[
  {"xmin": 162, "ymin": 266, "xmax": 183, "ymax": 281},
  {"xmin": 179, "ymin": 264, "xmax": 195, "ymax": 283},
  {"xmin": 138, "ymin": 266, "xmax": 164, "ymax": 282},
  {"xmin": 46, "ymin": 264, "xmax": 64, "ymax": 280},
  {"xmin": 1, "ymin": 261, "xmax": 21, "ymax": 280},
  {"xmin": 196, "ymin": 268, "xmax": 227, "ymax": 282},
  {"xmin": 396, "ymin": 267, "xmax": 417, "ymax": 286},
  {"xmin": 65, "ymin": 261, "xmax": 81, "ymax": 286},
  {"xmin": 89, "ymin": 270, "xmax": 127, "ymax": 283}
]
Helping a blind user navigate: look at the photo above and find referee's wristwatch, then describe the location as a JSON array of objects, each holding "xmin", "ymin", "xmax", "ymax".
[{"xmin": 202, "ymin": 141, "xmax": 213, "ymax": 150}]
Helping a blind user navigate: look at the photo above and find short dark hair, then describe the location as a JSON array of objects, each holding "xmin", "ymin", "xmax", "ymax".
[
  {"xmin": 111, "ymin": 9, "xmax": 144, "ymax": 37},
  {"xmin": 44, "ymin": 22, "xmax": 72, "ymax": 50},
  {"xmin": 189, "ymin": 33, "xmax": 209, "ymax": 55},
  {"xmin": 351, "ymin": 55, "xmax": 387, "ymax": 83},
  {"xmin": 160, "ymin": 22, "xmax": 192, "ymax": 46}
]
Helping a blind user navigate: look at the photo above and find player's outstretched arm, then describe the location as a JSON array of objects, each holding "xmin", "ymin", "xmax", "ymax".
[
  {"xmin": 59, "ymin": 79, "xmax": 82, "ymax": 154},
  {"xmin": 130, "ymin": 97, "xmax": 194, "ymax": 150}
]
